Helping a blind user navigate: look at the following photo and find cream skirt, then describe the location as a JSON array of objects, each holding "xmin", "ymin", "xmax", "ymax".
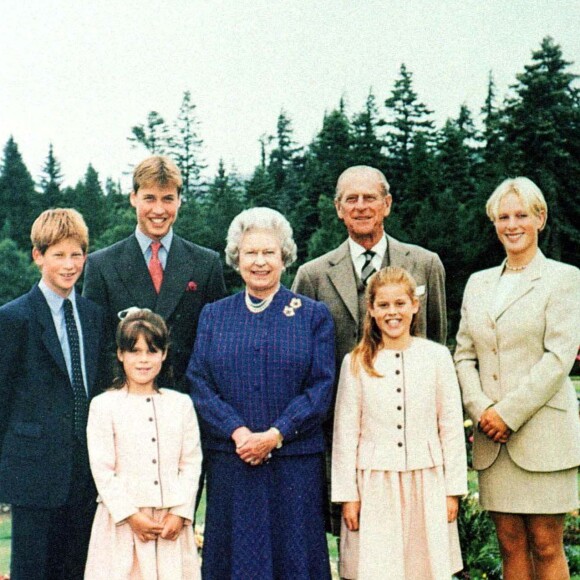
[
  {"xmin": 340, "ymin": 467, "xmax": 462, "ymax": 580},
  {"xmin": 479, "ymin": 445, "xmax": 578, "ymax": 514},
  {"xmin": 85, "ymin": 504, "xmax": 201, "ymax": 580}
]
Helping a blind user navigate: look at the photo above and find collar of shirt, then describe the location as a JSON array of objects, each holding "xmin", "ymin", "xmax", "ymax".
[
  {"xmin": 38, "ymin": 280, "xmax": 88, "ymax": 393},
  {"xmin": 38, "ymin": 279, "xmax": 78, "ymax": 315},
  {"xmin": 135, "ymin": 227, "xmax": 173, "ymax": 270},
  {"xmin": 348, "ymin": 235, "xmax": 388, "ymax": 279}
]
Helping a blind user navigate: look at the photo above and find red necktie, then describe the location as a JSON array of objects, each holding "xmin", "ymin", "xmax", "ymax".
[{"xmin": 149, "ymin": 242, "xmax": 164, "ymax": 293}]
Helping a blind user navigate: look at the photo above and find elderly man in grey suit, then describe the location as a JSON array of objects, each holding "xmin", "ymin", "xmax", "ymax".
[{"xmin": 292, "ymin": 165, "xmax": 447, "ymax": 538}]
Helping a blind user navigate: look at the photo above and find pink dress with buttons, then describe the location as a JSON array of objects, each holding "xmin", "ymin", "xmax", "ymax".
[
  {"xmin": 332, "ymin": 338, "xmax": 467, "ymax": 580},
  {"xmin": 85, "ymin": 388, "xmax": 202, "ymax": 580}
]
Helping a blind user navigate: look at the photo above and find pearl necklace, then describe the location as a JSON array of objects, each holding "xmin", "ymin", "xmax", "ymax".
[
  {"xmin": 244, "ymin": 288, "xmax": 277, "ymax": 314},
  {"xmin": 505, "ymin": 262, "xmax": 528, "ymax": 272}
]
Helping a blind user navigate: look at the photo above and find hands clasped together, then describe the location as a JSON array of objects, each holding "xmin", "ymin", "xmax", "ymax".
[
  {"xmin": 127, "ymin": 512, "xmax": 185, "ymax": 543},
  {"xmin": 479, "ymin": 406, "xmax": 511, "ymax": 443},
  {"xmin": 232, "ymin": 426, "xmax": 281, "ymax": 466}
]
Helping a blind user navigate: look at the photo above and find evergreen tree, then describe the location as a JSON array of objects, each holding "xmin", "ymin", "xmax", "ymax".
[
  {"xmin": 128, "ymin": 111, "xmax": 170, "ymax": 154},
  {"xmin": 299, "ymin": 103, "xmax": 353, "ymax": 260},
  {"xmin": 501, "ymin": 36, "xmax": 580, "ymax": 263},
  {"xmin": 170, "ymin": 91, "xmax": 206, "ymax": 199},
  {"xmin": 268, "ymin": 111, "xmax": 300, "ymax": 190},
  {"xmin": 246, "ymin": 165, "xmax": 276, "ymax": 208},
  {"xmin": 384, "ymin": 64, "xmax": 435, "ymax": 194},
  {"xmin": 0, "ymin": 137, "xmax": 37, "ymax": 249},
  {"xmin": 0, "ymin": 238, "xmax": 39, "ymax": 305},
  {"xmin": 39, "ymin": 143, "xmax": 64, "ymax": 209},
  {"xmin": 73, "ymin": 165, "xmax": 108, "ymax": 241},
  {"xmin": 350, "ymin": 90, "xmax": 386, "ymax": 169}
]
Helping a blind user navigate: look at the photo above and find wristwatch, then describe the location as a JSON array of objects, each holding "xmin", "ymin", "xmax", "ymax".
[{"xmin": 270, "ymin": 427, "xmax": 284, "ymax": 449}]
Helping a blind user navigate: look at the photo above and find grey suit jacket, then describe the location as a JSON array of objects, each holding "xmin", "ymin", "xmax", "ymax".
[
  {"xmin": 455, "ymin": 250, "xmax": 580, "ymax": 472},
  {"xmin": 83, "ymin": 233, "xmax": 226, "ymax": 390},
  {"xmin": 292, "ymin": 235, "xmax": 447, "ymax": 393}
]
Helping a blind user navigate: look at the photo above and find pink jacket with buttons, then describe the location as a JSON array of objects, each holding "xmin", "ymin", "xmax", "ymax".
[
  {"xmin": 87, "ymin": 388, "xmax": 202, "ymax": 524},
  {"xmin": 331, "ymin": 338, "xmax": 467, "ymax": 502}
]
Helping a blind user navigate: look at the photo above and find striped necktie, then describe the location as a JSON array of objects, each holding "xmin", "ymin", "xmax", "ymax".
[
  {"xmin": 361, "ymin": 250, "xmax": 376, "ymax": 286},
  {"xmin": 63, "ymin": 299, "xmax": 88, "ymax": 441}
]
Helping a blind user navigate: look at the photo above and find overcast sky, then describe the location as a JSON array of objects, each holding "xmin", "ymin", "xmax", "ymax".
[{"xmin": 1, "ymin": 1, "xmax": 578, "ymax": 191}]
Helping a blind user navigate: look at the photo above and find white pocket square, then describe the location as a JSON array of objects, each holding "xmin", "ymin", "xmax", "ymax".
[{"xmin": 415, "ymin": 285, "xmax": 426, "ymax": 297}]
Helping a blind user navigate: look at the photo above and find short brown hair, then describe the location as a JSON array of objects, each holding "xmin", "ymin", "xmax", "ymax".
[
  {"xmin": 133, "ymin": 155, "xmax": 183, "ymax": 195},
  {"xmin": 30, "ymin": 208, "xmax": 89, "ymax": 255}
]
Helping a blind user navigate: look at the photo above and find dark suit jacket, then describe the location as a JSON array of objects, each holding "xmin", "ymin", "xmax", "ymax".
[
  {"xmin": 83, "ymin": 233, "xmax": 226, "ymax": 390},
  {"xmin": 0, "ymin": 285, "xmax": 106, "ymax": 508}
]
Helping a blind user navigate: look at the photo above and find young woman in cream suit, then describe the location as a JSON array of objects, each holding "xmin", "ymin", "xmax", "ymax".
[
  {"xmin": 332, "ymin": 267, "xmax": 467, "ymax": 580},
  {"xmin": 85, "ymin": 309, "xmax": 202, "ymax": 580},
  {"xmin": 455, "ymin": 177, "xmax": 580, "ymax": 580}
]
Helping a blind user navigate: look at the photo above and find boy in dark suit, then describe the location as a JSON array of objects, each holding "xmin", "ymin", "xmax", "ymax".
[
  {"xmin": 83, "ymin": 155, "xmax": 226, "ymax": 392},
  {"xmin": 0, "ymin": 209, "xmax": 106, "ymax": 580}
]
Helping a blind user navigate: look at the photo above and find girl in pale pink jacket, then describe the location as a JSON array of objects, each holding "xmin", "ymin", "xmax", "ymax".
[
  {"xmin": 85, "ymin": 308, "xmax": 202, "ymax": 580},
  {"xmin": 332, "ymin": 267, "xmax": 467, "ymax": 580}
]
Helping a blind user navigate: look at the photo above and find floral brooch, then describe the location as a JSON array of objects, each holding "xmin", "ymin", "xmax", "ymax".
[{"xmin": 283, "ymin": 297, "xmax": 302, "ymax": 317}]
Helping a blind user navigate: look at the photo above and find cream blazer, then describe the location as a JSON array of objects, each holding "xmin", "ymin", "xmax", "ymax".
[
  {"xmin": 87, "ymin": 388, "xmax": 202, "ymax": 524},
  {"xmin": 455, "ymin": 251, "xmax": 580, "ymax": 472},
  {"xmin": 332, "ymin": 338, "xmax": 467, "ymax": 502}
]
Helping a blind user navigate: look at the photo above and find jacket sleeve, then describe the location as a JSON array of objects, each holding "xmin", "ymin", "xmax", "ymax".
[
  {"xmin": 187, "ymin": 306, "xmax": 247, "ymax": 440},
  {"xmin": 454, "ymin": 275, "xmax": 495, "ymax": 422},
  {"xmin": 205, "ymin": 252, "xmax": 227, "ymax": 303},
  {"xmin": 87, "ymin": 396, "xmax": 139, "ymax": 524},
  {"xmin": 494, "ymin": 268, "xmax": 580, "ymax": 431},
  {"xmin": 271, "ymin": 302, "xmax": 335, "ymax": 441},
  {"xmin": 426, "ymin": 252, "xmax": 447, "ymax": 345},
  {"xmin": 169, "ymin": 397, "xmax": 203, "ymax": 522},
  {"xmin": 0, "ymin": 306, "xmax": 24, "ymax": 452},
  {"xmin": 436, "ymin": 347, "xmax": 468, "ymax": 496},
  {"xmin": 331, "ymin": 355, "xmax": 361, "ymax": 502},
  {"xmin": 291, "ymin": 266, "xmax": 317, "ymax": 300}
]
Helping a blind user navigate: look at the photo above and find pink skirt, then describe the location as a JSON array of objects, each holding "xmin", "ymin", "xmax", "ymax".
[
  {"xmin": 85, "ymin": 504, "xmax": 201, "ymax": 580},
  {"xmin": 340, "ymin": 467, "xmax": 462, "ymax": 580}
]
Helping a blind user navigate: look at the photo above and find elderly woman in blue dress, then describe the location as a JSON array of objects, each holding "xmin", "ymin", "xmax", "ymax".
[{"xmin": 187, "ymin": 207, "xmax": 335, "ymax": 580}]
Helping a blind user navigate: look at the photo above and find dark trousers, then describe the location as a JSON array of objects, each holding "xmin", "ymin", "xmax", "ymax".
[{"xmin": 10, "ymin": 442, "xmax": 96, "ymax": 580}]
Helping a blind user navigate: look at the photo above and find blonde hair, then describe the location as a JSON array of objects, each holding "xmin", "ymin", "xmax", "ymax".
[
  {"xmin": 351, "ymin": 267, "xmax": 420, "ymax": 378},
  {"xmin": 30, "ymin": 208, "xmax": 89, "ymax": 254},
  {"xmin": 486, "ymin": 177, "xmax": 547, "ymax": 230},
  {"xmin": 133, "ymin": 155, "xmax": 183, "ymax": 195}
]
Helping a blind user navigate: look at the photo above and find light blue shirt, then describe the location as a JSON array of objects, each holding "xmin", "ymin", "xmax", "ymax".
[
  {"xmin": 135, "ymin": 227, "xmax": 173, "ymax": 270},
  {"xmin": 38, "ymin": 280, "xmax": 89, "ymax": 394}
]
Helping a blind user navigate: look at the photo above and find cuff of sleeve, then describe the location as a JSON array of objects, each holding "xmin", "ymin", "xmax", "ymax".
[
  {"xmin": 272, "ymin": 418, "xmax": 295, "ymax": 441},
  {"xmin": 169, "ymin": 505, "xmax": 192, "ymax": 521},
  {"xmin": 492, "ymin": 403, "xmax": 518, "ymax": 432}
]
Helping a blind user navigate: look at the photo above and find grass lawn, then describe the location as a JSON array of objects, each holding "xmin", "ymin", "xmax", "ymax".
[{"xmin": 0, "ymin": 515, "xmax": 10, "ymax": 575}]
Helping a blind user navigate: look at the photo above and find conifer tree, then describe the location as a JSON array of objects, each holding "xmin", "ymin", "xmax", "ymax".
[
  {"xmin": 128, "ymin": 111, "xmax": 170, "ymax": 154},
  {"xmin": 501, "ymin": 36, "xmax": 580, "ymax": 263},
  {"xmin": 384, "ymin": 64, "xmax": 435, "ymax": 194},
  {"xmin": 0, "ymin": 137, "xmax": 37, "ymax": 249},
  {"xmin": 39, "ymin": 143, "xmax": 64, "ymax": 210},
  {"xmin": 170, "ymin": 91, "xmax": 206, "ymax": 199}
]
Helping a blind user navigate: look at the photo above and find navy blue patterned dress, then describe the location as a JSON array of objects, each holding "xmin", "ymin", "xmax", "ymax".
[{"xmin": 187, "ymin": 286, "xmax": 334, "ymax": 579}]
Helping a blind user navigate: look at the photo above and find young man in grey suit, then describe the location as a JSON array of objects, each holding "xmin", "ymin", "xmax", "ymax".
[
  {"xmin": 292, "ymin": 165, "xmax": 447, "ymax": 537},
  {"xmin": 83, "ymin": 155, "xmax": 226, "ymax": 392}
]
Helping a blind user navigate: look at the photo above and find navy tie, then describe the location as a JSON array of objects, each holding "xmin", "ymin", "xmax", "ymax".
[
  {"xmin": 361, "ymin": 250, "xmax": 376, "ymax": 286},
  {"xmin": 63, "ymin": 299, "xmax": 88, "ymax": 441}
]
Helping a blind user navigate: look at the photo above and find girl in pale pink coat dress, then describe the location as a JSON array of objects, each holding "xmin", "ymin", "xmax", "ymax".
[
  {"xmin": 85, "ymin": 309, "xmax": 202, "ymax": 580},
  {"xmin": 332, "ymin": 268, "xmax": 467, "ymax": 580}
]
